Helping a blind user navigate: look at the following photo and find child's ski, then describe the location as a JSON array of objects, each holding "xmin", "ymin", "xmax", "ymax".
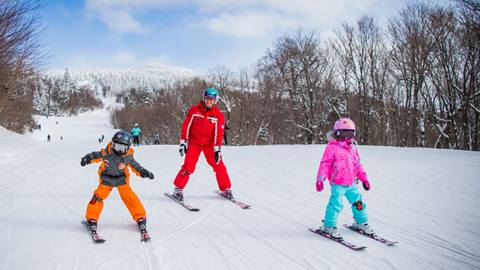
[
  {"xmin": 164, "ymin": 193, "xmax": 200, "ymax": 212},
  {"xmin": 81, "ymin": 220, "xmax": 106, "ymax": 243},
  {"xmin": 308, "ymin": 228, "xmax": 366, "ymax": 251},
  {"xmin": 214, "ymin": 190, "xmax": 251, "ymax": 209},
  {"xmin": 343, "ymin": 224, "xmax": 398, "ymax": 246}
]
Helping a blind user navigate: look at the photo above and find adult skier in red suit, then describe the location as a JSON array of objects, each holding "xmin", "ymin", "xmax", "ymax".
[{"xmin": 171, "ymin": 87, "xmax": 233, "ymax": 201}]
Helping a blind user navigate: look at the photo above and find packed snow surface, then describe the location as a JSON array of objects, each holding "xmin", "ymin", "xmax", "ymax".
[{"xmin": 0, "ymin": 109, "xmax": 479, "ymax": 270}]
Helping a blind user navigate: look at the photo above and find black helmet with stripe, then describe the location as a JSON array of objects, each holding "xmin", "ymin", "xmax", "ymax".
[{"xmin": 112, "ymin": 131, "xmax": 132, "ymax": 146}]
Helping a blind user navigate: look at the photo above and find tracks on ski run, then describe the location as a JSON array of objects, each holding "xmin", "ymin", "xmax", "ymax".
[{"xmin": 2, "ymin": 114, "xmax": 480, "ymax": 270}]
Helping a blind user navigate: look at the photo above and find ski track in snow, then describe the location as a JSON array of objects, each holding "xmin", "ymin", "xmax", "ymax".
[{"xmin": 0, "ymin": 110, "xmax": 479, "ymax": 270}]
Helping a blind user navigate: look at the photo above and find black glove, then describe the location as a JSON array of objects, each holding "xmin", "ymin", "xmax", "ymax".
[
  {"xmin": 179, "ymin": 140, "xmax": 188, "ymax": 157},
  {"xmin": 362, "ymin": 180, "xmax": 371, "ymax": 191},
  {"xmin": 214, "ymin": 146, "xmax": 222, "ymax": 164},
  {"xmin": 80, "ymin": 155, "xmax": 91, "ymax": 167},
  {"xmin": 141, "ymin": 169, "xmax": 154, "ymax": 180}
]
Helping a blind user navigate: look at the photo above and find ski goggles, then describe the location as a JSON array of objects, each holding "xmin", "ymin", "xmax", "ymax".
[
  {"xmin": 204, "ymin": 95, "xmax": 217, "ymax": 101},
  {"xmin": 338, "ymin": 129, "xmax": 356, "ymax": 138},
  {"xmin": 112, "ymin": 142, "xmax": 130, "ymax": 153}
]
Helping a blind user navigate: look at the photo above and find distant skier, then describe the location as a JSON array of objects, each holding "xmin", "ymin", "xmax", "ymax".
[
  {"xmin": 80, "ymin": 131, "xmax": 155, "ymax": 236},
  {"xmin": 315, "ymin": 118, "xmax": 373, "ymax": 239},
  {"xmin": 47, "ymin": 134, "xmax": 51, "ymax": 142},
  {"xmin": 131, "ymin": 123, "xmax": 141, "ymax": 146},
  {"xmin": 153, "ymin": 134, "xmax": 160, "ymax": 145},
  {"xmin": 170, "ymin": 87, "xmax": 233, "ymax": 201}
]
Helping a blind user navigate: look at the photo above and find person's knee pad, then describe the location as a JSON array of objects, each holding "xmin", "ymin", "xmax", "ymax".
[
  {"xmin": 89, "ymin": 194, "xmax": 103, "ymax": 205},
  {"xmin": 353, "ymin": 200, "xmax": 365, "ymax": 211}
]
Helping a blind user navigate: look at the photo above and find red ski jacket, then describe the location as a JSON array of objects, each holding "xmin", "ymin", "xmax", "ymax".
[{"xmin": 180, "ymin": 101, "xmax": 225, "ymax": 147}]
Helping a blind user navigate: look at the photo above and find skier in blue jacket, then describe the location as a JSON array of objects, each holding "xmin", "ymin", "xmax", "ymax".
[{"xmin": 131, "ymin": 123, "xmax": 141, "ymax": 146}]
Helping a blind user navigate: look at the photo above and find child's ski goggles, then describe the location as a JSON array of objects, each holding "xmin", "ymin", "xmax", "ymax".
[{"xmin": 112, "ymin": 142, "xmax": 129, "ymax": 153}]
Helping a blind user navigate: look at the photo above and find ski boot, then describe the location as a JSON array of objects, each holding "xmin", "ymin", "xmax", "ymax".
[
  {"xmin": 87, "ymin": 219, "xmax": 98, "ymax": 232},
  {"xmin": 137, "ymin": 217, "xmax": 150, "ymax": 241},
  {"xmin": 221, "ymin": 189, "xmax": 234, "ymax": 200},
  {"xmin": 137, "ymin": 218, "xmax": 147, "ymax": 232},
  {"xmin": 352, "ymin": 222, "xmax": 375, "ymax": 235},
  {"xmin": 172, "ymin": 187, "xmax": 184, "ymax": 202},
  {"xmin": 320, "ymin": 224, "xmax": 342, "ymax": 239}
]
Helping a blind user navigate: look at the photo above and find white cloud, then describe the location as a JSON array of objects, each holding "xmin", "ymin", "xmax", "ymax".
[
  {"xmin": 191, "ymin": 0, "xmax": 396, "ymax": 39},
  {"xmin": 84, "ymin": 0, "xmax": 402, "ymax": 38},
  {"xmin": 205, "ymin": 11, "xmax": 298, "ymax": 38},
  {"xmin": 85, "ymin": 0, "xmax": 164, "ymax": 34}
]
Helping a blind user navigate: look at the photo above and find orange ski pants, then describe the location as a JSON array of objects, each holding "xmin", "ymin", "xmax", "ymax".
[{"xmin": 85, "ymin": 183, "xmax": 146, "ymax": 221}]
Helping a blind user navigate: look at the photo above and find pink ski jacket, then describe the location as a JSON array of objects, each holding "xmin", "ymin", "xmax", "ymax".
[{"xmin": 316, "ymin": 139, "xmax": 368, "ymax": 186}]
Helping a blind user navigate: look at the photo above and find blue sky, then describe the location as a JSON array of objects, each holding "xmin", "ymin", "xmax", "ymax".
[{"xmin": 40, "ymin": 0, "xmax": 450, "ymax": 72}]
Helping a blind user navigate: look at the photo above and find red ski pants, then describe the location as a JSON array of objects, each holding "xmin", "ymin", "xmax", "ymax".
[
  {"xmin": 85, "ymin": 183, "xmax": 146, "ymax": 221},
  {"xmin": 174, "ymin": 144, "xmax": 231, "ymax": 191}
]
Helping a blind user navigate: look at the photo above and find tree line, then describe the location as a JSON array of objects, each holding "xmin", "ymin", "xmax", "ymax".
[
  {"xmin": 1, "ymin": 1, "xmax": 478, "ymax": 150},
  {"xmin": 112, "ymin": 1, "xmax": 480, "ymax": 150}
]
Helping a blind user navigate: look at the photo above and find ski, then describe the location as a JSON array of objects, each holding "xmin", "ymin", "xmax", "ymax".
[
  {"xmin": 81, "ymin": 220, "xmax": 106, "ymax": 243},
  {"xmin": 214, "ymin": 190, "xmax": 251, "ymax": 209},
  {"xmin": 164, "ymin": 193, "xmax": 200, "ymax": 212},
  {"xmin": 343, "ymin": 224, "xmax": 398, "ymax": 246},
  {"xmin": 308, "ymin": 228, "xmax": 366, "ymax": 251}
]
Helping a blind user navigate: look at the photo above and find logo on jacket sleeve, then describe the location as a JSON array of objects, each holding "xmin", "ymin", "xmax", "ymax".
[{"xmin": 118, "ymin": 163, "xmax": 127, "ymax": 170}]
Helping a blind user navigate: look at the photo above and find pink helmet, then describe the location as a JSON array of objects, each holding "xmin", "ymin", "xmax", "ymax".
[{"xmin": 333, "ymin": 118, "xmax": 356, "ymax": 131}]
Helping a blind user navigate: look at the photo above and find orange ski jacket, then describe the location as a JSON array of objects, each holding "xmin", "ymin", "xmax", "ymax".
[{"xmin": 84, "ymin": 142, "xmax": 147, "ymax": 187}]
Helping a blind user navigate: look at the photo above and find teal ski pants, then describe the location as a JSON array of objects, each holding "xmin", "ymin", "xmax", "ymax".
[{"xmin": 323, "ymin": 184, "xmax": 368, "ymax": 228}]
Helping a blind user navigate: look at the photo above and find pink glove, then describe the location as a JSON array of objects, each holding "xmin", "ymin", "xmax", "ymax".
[
  {"xmin": 362, "ymin": 180, "xmax": 371, "ymax": 191},
  {"xmin": 316, "ymin": 180, "xmax": 324, "ymax": 192}
]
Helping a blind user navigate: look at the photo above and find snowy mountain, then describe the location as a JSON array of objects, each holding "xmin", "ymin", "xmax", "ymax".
[
  {"xmin": 44, "ymin": 64, "xmax": 199, "ymax": 94},
  {"xmin": 0, "ymin": 109, "xmax": 479, "ymax": 270}
]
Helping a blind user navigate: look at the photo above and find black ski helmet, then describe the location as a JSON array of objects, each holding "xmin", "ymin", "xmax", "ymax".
[{"xmin": 112, "ymin": 131, "xmax": 132, "ymax": 146}]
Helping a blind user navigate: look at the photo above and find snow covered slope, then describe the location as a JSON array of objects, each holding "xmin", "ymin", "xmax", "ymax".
[{"xmin": 0, "ymin": 110, "xmax": 479, "ymax": 270}]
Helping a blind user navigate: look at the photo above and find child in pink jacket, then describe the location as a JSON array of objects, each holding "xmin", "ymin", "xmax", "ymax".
[{"xmin": 315, "ymin": 118, "xmax": 373, "ymax": 239}]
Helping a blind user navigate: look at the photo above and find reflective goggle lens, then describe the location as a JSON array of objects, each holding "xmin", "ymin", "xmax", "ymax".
[{"xmin": 113, "ymin": 142, "xmax": 129, "ymax": 153}]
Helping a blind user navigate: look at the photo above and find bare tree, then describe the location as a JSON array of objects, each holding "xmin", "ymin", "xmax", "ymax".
[
  {"xmin": 388, "ymin": 3, "xmax": 435, "ymax": 147},
  {"xmin": 332, "ymin": 16, "xmax": 390, "ymax": 144},
  {"xmin": 427, "ymin": 4, "xmax": 480, "ymax": 150},
  {"xmin": 0, "ymin": 0, "xmax": 44, "ymax": 132},
  {"xmin": 258, "ymin": 29, "xmax": 336, "ymax": 144}
]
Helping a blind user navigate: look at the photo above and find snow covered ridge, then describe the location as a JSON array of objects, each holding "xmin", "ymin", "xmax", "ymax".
[{"xmin": 44, "ymin": 64, "xmax": 199, "ymax": 93}]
